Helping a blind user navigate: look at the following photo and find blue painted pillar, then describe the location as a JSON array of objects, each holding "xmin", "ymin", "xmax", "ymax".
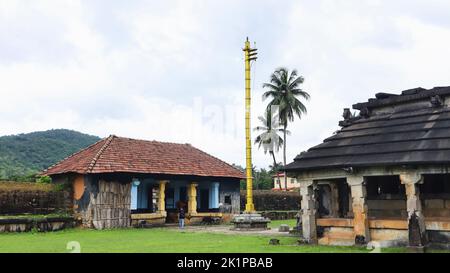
[
  {"xmin": 209, "ymin": 182, "xmax": 220, "ymax": 209},
  {"xmin": 131, "ymin": 179, "xmax": 140, "ymax": 210}
]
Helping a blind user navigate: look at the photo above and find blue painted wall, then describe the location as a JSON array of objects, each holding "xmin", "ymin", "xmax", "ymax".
[{"xmin": 133, "ymin": 180, "xmax": 224, "ymax": 210}]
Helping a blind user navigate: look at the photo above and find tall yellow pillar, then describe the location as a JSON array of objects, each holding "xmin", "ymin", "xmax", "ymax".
[
  {"xmin": 158, "ymin": 180, "xmax": 168, "ymax": 216},
  {"xmin": 188, "ymin": 183, "xmax": 198, "ymax": 215},
  {"xmin": 243, "ymin": 37, "xmax": 257, "ymax": 213}
]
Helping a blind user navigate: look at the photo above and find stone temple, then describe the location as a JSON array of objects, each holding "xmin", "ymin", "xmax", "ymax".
[{"xmin": 284, "ymin": 87, "xmax": 450, "ymax": 250}]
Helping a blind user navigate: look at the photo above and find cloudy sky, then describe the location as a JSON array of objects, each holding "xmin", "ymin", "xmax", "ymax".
[{"xmin": 1, "ymin": 0, "xmax": 450, "ymax": 169}]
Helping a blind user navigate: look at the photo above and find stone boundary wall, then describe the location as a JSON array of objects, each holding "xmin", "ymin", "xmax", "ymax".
[
  {"xmin": 77, "ymin": 179, "xmax": 131, "ymax": 229},
  {"xmin": 0, "ymin": 182, "xmax": 71, "ymax": 215},
  {"xmin": 0, "ymin": 217, "xmax": 74, "ymax": 232},
  {"xmin": 240, "ymin": 190, "xmax": 301, "ymax": 211},
  {"xmin": 259, "ymin": 211, "xmax": 299, "ymax": 220}
]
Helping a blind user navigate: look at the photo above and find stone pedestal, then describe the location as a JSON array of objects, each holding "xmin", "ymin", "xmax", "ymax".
[
  {"xmin": 278, "ymin": 224, "xmax": 290, "ymax": 232},
  {"xmin": 231, "ymin": 213, "xmax": 270, "ymax": 231}
]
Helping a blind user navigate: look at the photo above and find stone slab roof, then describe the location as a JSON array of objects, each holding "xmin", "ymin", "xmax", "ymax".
[
  {"xmin": 284, "ymin": 86, "xmax": 450, "ymax": 172},
  {"xmin": 42, "ymin": 135, "xmax": 245, "ymax": 179}
]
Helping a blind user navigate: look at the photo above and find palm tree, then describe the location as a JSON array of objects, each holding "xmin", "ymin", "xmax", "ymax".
[
  {"xmin": 254, "ymin": 110, "xmax": 288, "ymax": 190},
  {"xmin": 262, "ymin": 67, "xmax": 310, "ymax": 190}
]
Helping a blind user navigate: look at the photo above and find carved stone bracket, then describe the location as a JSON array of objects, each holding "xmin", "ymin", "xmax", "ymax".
[{"xmin": 431, "ymin": 95, "xmax": 444, "ymax": 107}]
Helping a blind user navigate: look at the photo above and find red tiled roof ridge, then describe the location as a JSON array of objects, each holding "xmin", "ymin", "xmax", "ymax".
[
  {"xmin": 41, "ymin": 134, "xmax": 245, "ymax": 179},
  {"xmin": 41, "ymin": 136, "xmax": 107, "ymax": 176},
  {"xmin": 85, "ymin": 134, "xmax": 115, "ymax": 173},
  {"xmin": 111, "ymin": 135, "xmax": 194, "ymax": 147}
]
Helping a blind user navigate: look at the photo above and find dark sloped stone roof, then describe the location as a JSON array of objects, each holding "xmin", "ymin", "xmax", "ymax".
[
  {"xmin": 284, "ymin": 86, "xmax": 450, "ymax": 172},
  {"xmin": 353, "ymin": 86, "xmax": 450, "ymax": 110}
]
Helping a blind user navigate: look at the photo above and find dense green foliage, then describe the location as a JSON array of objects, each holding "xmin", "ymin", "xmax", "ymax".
[
  {"xmin": 234, "ymin": 164, "xmax": 275, "ymax": 190},
  {"xmin": 36, "ymin": 176, "xmax": 52, "ymax": 184},
  {"xmin": 0, "ymin": 129, "xmax": 100, "ymax": 180}
]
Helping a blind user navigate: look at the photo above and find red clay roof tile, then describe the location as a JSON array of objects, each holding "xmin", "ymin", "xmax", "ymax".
[{"xmin": 41, "ymin": 135, "xmax": 245, "ymax": 179}]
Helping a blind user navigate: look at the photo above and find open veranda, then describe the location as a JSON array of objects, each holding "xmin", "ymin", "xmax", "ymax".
[{"xmin": 0, "ymin": 220, "xmax": 415, "ymax": 253}]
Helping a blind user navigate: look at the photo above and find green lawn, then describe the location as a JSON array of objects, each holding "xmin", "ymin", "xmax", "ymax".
[
  {"xmin": 0, "ymin": 227, "xmax": 407, "ymax": 253},
  {"xmin": 269, "ymin": 219, "xmax": 297, "ymax": 229}
]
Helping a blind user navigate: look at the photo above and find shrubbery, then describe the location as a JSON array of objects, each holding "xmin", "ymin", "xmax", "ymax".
[
  {"xmin": 36, "ymin": 176, "xmax": 52, "ymax": 184},
  {"xmin": 240, "ymin": 190, "xmax": 300, "ymax": 211}
]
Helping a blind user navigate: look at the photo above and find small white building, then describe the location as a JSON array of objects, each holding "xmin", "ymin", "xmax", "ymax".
[{"xmin": 272, "ymin": 173, "xmax": 299, "ymax": 191}]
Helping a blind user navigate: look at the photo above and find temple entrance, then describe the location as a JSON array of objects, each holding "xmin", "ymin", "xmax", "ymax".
[
  {"xmin": 337, "ymin": 180, "xmax": 351, "ymax": 218},
  {"xmin": 366, "ymin": 175, "xmax": 406, "ymax": 219},
  {"xmin": 199, "ymin": 189, "xmax": 210, "ymax": 212},
  {"xmin": 179, "ymin": 186, "xmax": 187, "ymax": 206},
  {"xmin": 420, "ymin": 174, "xmax": 450, "ymax": 218},
  {"xmin": 316, "ymin": 179, "xmax": 350, "ymax": 218},
  {"xmin": 317, "ymin": 184, "xmax": 332, "ymax": 217},
  {"xmin": 147, "ymin": 187, "xmax": 153, "ymax": 210}
]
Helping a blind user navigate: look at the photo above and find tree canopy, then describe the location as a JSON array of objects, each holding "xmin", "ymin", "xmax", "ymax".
[{"xmin": 0, "ymin": 129, "xmax": 100, "ymax": 181}]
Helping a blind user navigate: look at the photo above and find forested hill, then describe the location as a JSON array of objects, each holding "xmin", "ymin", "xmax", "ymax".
[{"xmin": 0, "ymin": 129, "xmax": 100, "ymax": 180}]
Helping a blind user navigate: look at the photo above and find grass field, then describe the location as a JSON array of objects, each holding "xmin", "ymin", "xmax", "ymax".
[
  {"xmin": 0, "ymin": 227, "xmax": 408, "ymax": 253},
  {"xmin": 269, "ymin": 219, "xmax": 297, "ymax": 229}
]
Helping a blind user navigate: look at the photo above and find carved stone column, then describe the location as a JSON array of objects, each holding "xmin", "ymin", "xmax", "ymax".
[
  {"xmin": 347, "ymin": 176, "xmax": 370, "ymax": 245},
  {"xmin": 299, "ymin": 180, "xmax": 317, "ymax": 243},
  {"xmin": 329, "ymin": 182, "xmax": 340, "ymax": 218},
  {"xmin": 188, "ymin": 183, "xmax": 198, "ymax": 215},
  {"xmin": 399, "ymin": 172, "xmax": 427, "ymax": 249},
  {"xmin": 158, "ymin": 180, "xmax": 168, "ymax": 216}
]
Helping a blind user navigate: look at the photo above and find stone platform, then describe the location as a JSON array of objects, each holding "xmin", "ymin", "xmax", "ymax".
[
  {"xmin": 0, "ymin": 216, "xmax": 75, "ymax": 233},
  {"xmin": 231, "ymin": 213, "xmax": 271, "ymax": 231}
]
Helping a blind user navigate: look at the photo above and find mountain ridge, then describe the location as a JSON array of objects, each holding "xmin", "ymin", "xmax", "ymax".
[{"xmin": 0, "ymin": 129, "xmax": 101, "ymax": 180}]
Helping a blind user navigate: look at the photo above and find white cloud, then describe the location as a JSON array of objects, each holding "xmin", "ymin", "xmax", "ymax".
[{"xmin": 1, "ymin": 0, "xmax": 450, "ymax": 169}]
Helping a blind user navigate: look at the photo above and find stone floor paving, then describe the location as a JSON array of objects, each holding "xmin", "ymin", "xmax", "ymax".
[{"xmin": 165, "ymin": 224, "xmax": 296, "ymax": 237}]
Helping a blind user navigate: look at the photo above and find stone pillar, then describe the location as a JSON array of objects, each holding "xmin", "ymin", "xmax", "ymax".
[
  {"xmin": 300, "ymin": 180, "xmax": 317, "ymax": 243},
  {"xmin": 158, "ymin": 180, "xmax": 168, "ymax": 216},
  {"xmin": 347, "ymin": 176, "xmax": 370, "ymax": 245},
  {"xmin": 329, "ymin": 182, "xmax": 340, "ymax": 218},
  {"xmin": 130, "ymin": 179, "xmax": 140, "ymax": 210},
  {"xmin": 188, "ymin": 183, "xmax": 198, "ymax": 215},
  {"xmin": 209, "ymin": 182, "xmax": 220, "ymax": 209},
  {"xmin": 400, "ymin": 172, "xmax": 427, "ymax": 248}
]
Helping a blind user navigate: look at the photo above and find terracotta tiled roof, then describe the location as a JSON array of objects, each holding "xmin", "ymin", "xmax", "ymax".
[{"xmin": 42, "ymin": 135, "xmax": 245, "ymax": 179}]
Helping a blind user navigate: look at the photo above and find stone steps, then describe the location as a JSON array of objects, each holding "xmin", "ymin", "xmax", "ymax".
[
  {"xmin": 318, "ymin": 236, "xmax": 355, "ymax": 246},
  {"xmin": 319, "ymin": 228, "xmax": 355, "ymax": 246}
]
